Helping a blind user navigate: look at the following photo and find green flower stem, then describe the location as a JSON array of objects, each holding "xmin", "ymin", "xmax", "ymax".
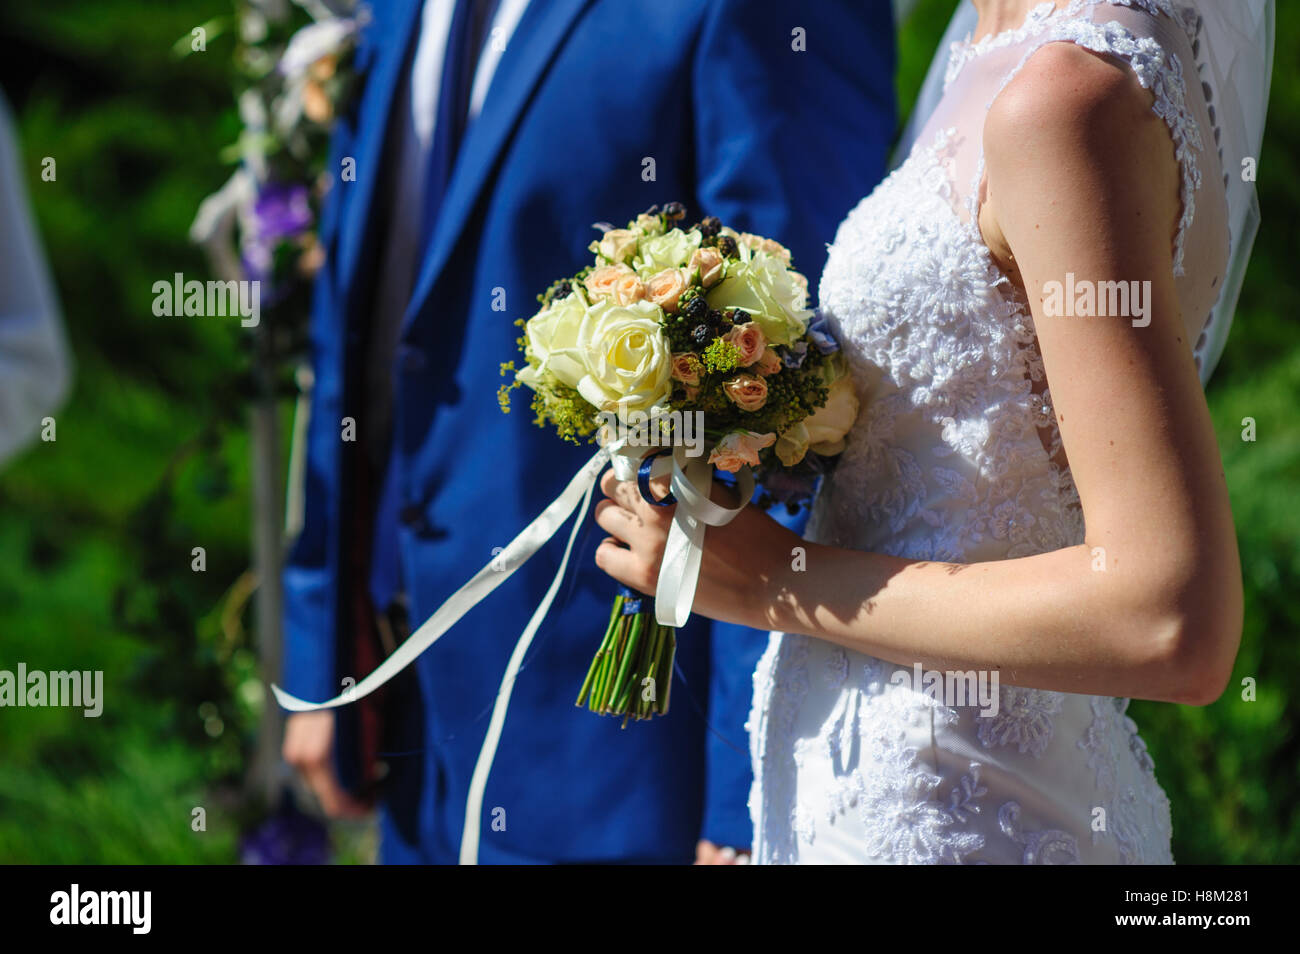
[
  {"xmin": 610, "ymin": 612, "xmax": 645, "ymax": 708},
  {"xmin": 641, "ymin": 624, "xmax": 666, "ymax": 719},
  {"xmin": 658, "ymin": 630, "xmax": 675, "ymax": 715},
  {"xmin": 577, "ymin": 598, "xmax": 677, "ymax": 720},
  {"xmin": 580, "ymin": 597, "xmax": 622, "ymax": 709}
]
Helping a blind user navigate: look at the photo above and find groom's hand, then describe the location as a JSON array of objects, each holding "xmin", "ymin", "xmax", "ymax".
[{"xmin": 283, "ymin": 711, "xmax": 369, "ymax": 818}]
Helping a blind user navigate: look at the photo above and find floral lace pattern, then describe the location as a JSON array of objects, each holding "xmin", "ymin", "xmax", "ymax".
[
  {"xmin": 977, "ymin": 687, "xmax": 1065, "ymax": 758},
  {"xmin": 747, "ymin": 0, "xmax": 1185, "ymax": 865}
]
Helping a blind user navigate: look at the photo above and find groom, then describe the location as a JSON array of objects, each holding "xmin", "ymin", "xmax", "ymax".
[{"xmin": 281, "ymin": 0, "xmax": 896, "ymax": 863}]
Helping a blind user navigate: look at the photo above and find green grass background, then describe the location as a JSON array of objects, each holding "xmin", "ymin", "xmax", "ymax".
[{"xmin": 0, "ymin": 0, "xmax": 1295, "ymax": 863}]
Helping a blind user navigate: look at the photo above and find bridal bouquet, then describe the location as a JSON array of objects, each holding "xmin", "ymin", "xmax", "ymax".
[{"xmin": 500, "ymin": 203, "xmax": 859, "ymax": 724}]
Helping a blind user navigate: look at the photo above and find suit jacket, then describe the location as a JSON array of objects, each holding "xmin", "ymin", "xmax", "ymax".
[{"xmin": 282, "ymin": 0, "xmax": 896, "ymax": 863}]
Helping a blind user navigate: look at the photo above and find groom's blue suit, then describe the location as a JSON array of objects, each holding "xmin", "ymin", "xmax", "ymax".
[{"xmin": 283, "ymin": 0, "xmax": 895, "ymax": 863}]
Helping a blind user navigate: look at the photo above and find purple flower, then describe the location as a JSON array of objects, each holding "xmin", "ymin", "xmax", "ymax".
[
  {"xmin": 240, "ymin": 237, "xmax": 275, "ymax": 287},
  {"xmin": 252, "ymin": 182, "xmax": 313, "ymax": 243},
  {"xmin": 807, "ymin": 310, "xmax": 840, "ymax": 355},
  {"xmin": 782, "ymin": 340, "xmax": 808, "ymax": 369},
  {"xmin": 240, "ymin": 792, "xmax": 331, "ymax": 865}
]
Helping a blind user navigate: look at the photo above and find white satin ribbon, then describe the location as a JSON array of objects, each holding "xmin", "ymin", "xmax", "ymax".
[
  {"xmin": 653, "ymin": 446, "xmax": 753, "ymax": 627},
  {"xmin": 270, "ymin": 446, "xmax": 612, "ymax": 714}
]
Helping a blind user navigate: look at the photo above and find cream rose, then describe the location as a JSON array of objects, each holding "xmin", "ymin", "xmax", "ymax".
[
  {"xmin": 522, "ymin": 291, "xmax": 587, "ymax": 389},
  {"xmin": 723, "ymin": 372, "xmax": 768, "ymax": 412},
  {"xmin": 645, "ymin": 268, "xmax": 689, "ymax": 313},
  {"xmin": 723, "ymin": 322, "xmax": 766, "ymax": 366},
  {"xmin": 636, "ymin": 228, "xmax": 702, "ymax": 273},
  {"xmin": 689, "ymin": 246, "xmax": 725, "ymax": 287},
  {"xmin": 573, "ymin": 299, "xmax": 673, "ymax": 418},
  {"xmin": 597, "ymin": 228, "xmax": 639, "ymax": 264},
  {"xmin": 708, "ymin": 430, "xmax": 775, "ymax": 473},
  {"xmin": 803, "ymin": 372, "xmax": 859, "ymax": 455},
  {"xmin": 584, "ymin": 264, "xmax": 634, "ymax": 301},
  {"xmin": 635, "ymin": 213, "xmax": 663, "ymax": 235},
  {"xmin": 707, "ymin": 251, "xmax": 812, "ymax": 346},
  {"xmin": 774, "ymin": 421, "xmax": 809, "ymax": 467}
]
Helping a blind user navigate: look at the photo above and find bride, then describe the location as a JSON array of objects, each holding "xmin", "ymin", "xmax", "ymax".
[{"xmin": 593, "ymin": 0, "xmax": 1272, "ymax": 864}]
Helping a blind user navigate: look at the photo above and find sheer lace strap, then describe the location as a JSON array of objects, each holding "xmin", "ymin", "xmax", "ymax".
[{"xmin": 966, "ymin": 13, "xmax": 1204, "ymax": 276}]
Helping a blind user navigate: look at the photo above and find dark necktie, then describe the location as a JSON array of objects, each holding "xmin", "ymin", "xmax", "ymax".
[
  {"xmin": 418, "ymin": 0, "xmax": 496, "ymax": 254},
  {"xmin": 370, "ymin": 0, "xmax": 497, "ymax": 613}
]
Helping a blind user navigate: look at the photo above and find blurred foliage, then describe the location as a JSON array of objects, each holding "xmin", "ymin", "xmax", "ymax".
[
  {"xmin": 0, "ymin": 0, "xmax": 1294, "ymax": 863},
  {"xmin": 0, "ymin": 0, "xmax": 271, "ymax": 863}
]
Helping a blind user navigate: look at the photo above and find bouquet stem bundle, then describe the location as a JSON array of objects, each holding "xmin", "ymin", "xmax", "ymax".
[{"xmin": 576, "ymin": 587, "xmax": 674, "ymax": 726}]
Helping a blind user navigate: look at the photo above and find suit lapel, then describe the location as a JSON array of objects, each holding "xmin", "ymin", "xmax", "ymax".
[
  {"xmin": 335, "ymin": 0, "xmax": 424, "ymax": 318},
  {"xmin": 401, "ymin": 0, "xmax": 594, "ymax": 334}
]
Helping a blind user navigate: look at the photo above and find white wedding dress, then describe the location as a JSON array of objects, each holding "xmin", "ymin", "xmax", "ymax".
[{"xmin": 747, "ymin": 0, "xmax": 1235, "ymax": 864}]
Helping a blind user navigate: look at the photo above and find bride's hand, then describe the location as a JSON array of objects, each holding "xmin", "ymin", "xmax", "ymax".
[{"xmin": 592, "ymin": 465, "xmax": 797, "ymax": 627}]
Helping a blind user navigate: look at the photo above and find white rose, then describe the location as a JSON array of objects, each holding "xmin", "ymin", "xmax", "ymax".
[
  {"xmin": 573, "ymin": 299, "xmax": 673, "ymax": 418},
  {"xmin": 705, "ymin": 251, "xmax": 812, "ymax": 346},
  {"xmin": 635, "ymin": 228, "xmax": 702, "ymax": 274},
  {"xmin": 522, "ymin": 291, "xmax": 587, "ymax": 389}
]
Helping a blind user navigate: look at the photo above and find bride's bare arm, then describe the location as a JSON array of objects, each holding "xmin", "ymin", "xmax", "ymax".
[{"xmin": 594, "ymin": 44, "xmax": 1242, "ymax": 706}]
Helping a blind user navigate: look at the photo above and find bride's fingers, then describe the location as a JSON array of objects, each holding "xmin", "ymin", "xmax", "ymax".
[
  {"xmin": 593, "ymin": 537, "xmax": 650, "ymax": 592},
  {"xmin": 599, "ymin": 467, "xmax": 675, "ymax": 518},
  {"xmin": 594, "ymin": 498, "xmax": 644, "ymax": 539}
]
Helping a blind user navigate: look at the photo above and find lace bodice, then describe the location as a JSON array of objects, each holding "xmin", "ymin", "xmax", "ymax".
[
  {"xmin": 748, "ymin": 0, "xmax": 1228, "ymax": 864},
  {"xmin": 811, "ymin": 0, "xmax": 1227, "ymax": 558}
]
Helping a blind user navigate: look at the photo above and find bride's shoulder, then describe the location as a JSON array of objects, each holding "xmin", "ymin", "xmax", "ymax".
[
  {"xmin": 982, "ymin": 40, "xmax": 1179, "ymax": 191},
  {"xmin": 985, "ymin": 41, "xmax": 1158, "ymax": 151}
]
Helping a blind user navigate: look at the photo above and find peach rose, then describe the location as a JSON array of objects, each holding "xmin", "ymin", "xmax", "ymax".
[
  {"xmin": 671, "ymin": 352, "xmax": 703, "ymax": 387},
  {"xmin": 723, "ymin": 321, "xmax": 766, "ymax": 366},
  {"xmin": 645, "ymin": 268, "xmax": 689, "ymax": 313},
  {"xmin": 708, "ymin": 430, "xmax": 776, "ymax": 473},
  {"xmin": 753, "ymin": 347, "xmax": 782, "ymax": 376},
  {"xmin": 585, "ymin": 264, "xmax": 634, "ymax": 301},
  {"xmin": 689, "ymin": 246, "xmax": 725, "ymax": 287},
  {"xmin": 613, "ymin": 272, "xmax": 647, "ymax": 306},
  {"xmin": 723, "ymin": 373, "xmax": 768, "ymax": 412}
]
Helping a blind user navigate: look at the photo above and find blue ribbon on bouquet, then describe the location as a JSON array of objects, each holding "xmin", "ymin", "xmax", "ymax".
[{"xmin": 270, "ymin": 439, "xmax": 752, "ymax": 864}]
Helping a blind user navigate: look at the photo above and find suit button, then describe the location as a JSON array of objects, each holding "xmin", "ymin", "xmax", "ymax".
[{"xmin": 397, "ymin": 344, "xmax": 426, "ymax": 373}]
